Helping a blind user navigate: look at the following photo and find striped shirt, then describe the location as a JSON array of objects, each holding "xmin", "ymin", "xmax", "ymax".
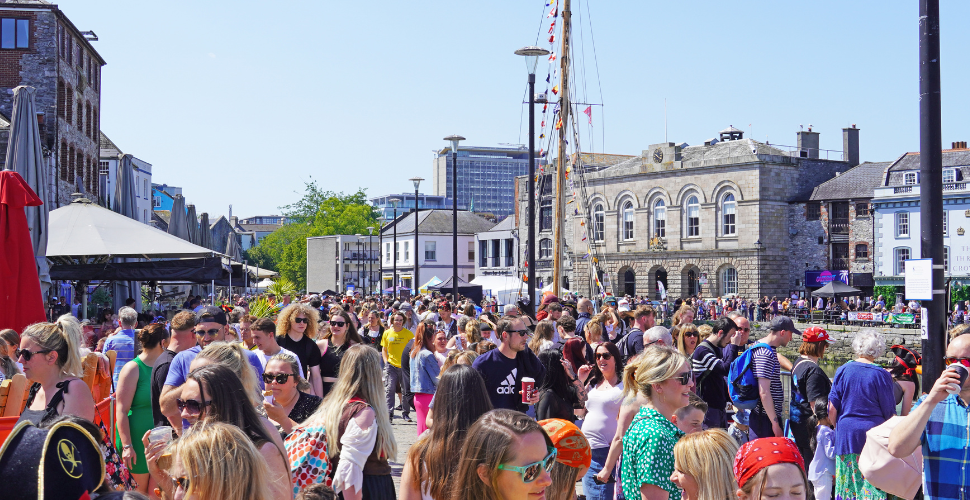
[
  {"xmin": 913, "ymin": 393, "xmax": 970, "ymax": 500},
  {"xmin": 750, "ymin": 345, "xmax": 783, "ymax": 418}
]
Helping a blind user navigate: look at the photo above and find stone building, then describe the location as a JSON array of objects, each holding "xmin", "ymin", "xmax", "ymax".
[
  {"xmin": 0, "ymin": 1, "xmax": 104, "ymax": 207},
  {"xmin": 515, "ymin": 126, "xmax": 856, "ymax": 300}
]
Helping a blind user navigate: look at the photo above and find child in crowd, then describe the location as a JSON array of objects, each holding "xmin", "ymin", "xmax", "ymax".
[
  {"xmin": 728, "ymin": 408, "xmax": 753, "ymax": 445},
  {"xmin": 673, "ymin": 393, "xmax": 708, "ymax": 434},
  {"xmin": 808, "ymin": 398, "xmax": 835, "ymax": 500}
]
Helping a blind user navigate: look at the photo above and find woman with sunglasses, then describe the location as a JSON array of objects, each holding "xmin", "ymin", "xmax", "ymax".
[
  {"xmin": 262, "ymin": 352, "xmax": 322, "ymax": 437},
  {"xmin": 674, "ymin": 324, "xmax": 700, "ymax": 357},
  {"xmin": 451, "ymin": 409, "xmax": 555, "ymax": 500},
  {"xmin": 620, "ymin": 346, "xmax": 694, "ymax": 500},
  {"xmin": 114, "ymin": 323, "xmax": 167, "ymax": 495},
  {"xmin": 16, "ymin": 315, "xmax": 95, "ymax": 426},
  {"xmin": 276, "ymin": 303, "xmax": 324, "ymax": 398},
  {"xmin": 582, "ymin": 342, "xmax": 624, "ymax": 500},
  {"xmin": 167, "ymin": 364, "xmax": 292, "ymax": 500},
  {"xmin": 317, "ymin": 309, "xmax": 363, "ymax": 398}
]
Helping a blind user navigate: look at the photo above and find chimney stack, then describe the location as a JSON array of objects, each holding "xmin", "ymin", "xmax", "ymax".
[
  {"xmin": 843, "ymin": 125, "xmax": 860, "ymax": 166},
  {"xmin": 952, "ymin": 141, "xmax": 968, "ymax": 149},
  {"xmin": 796, "ymin": 126, "xmax": 820, "ymax": 159}
]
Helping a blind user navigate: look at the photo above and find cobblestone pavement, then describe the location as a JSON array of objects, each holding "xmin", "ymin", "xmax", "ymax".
[{"xmin": 388, "ymin": 412, "xmax": 420, "ymax": 495}]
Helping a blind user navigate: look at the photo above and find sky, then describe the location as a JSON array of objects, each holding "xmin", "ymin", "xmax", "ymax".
[{"xmin": 62, "ymin": 0, "xmax": 970, "ymax": 219}]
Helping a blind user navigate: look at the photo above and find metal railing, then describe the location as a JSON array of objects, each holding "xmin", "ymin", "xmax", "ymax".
[{"xmin": 829, "ymin": 221, "xmax": 850, "ymax": 235}]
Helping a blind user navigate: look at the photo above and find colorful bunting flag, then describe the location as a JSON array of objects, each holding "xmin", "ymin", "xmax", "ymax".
[
  {"xmin": 583, "ymin": 106, "xmax": 592, "ymax": 125},
  {"xmin": 555, "ymin": 118, "xmax": 563, "ymax": 130},
  {"xmin": 549, "ymin": 34, "xmax": 555, "ymax": 43},
  {"xmin": 552, "ymin": 85, "xmax": 559, "ymax": 95},
  {"xmin": 548, "ymin": 21, "xmax": 556, "ymax": 34},
  {"xmin": 548, "ymin": 7, "xmax": 557, "ymax": 18},
  {"xmin": 548, "ymin": 52, "xmax": 557, "ymax": 62}
]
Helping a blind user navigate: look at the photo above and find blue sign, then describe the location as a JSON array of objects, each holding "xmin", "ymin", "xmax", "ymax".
[{"xmin": 805, "ymin": 270, "xmax": 849, "ymax": 288}]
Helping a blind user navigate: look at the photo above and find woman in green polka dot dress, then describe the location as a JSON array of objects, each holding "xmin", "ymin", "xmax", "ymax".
[{"xmin": 620, "ymin": 346, "xmax": 693, "ymax": 500}]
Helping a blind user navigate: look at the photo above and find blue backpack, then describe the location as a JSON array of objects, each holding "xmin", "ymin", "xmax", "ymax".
[{"xmin": 728, "ymin": 343, "xmax": 772, "ymax": 410}]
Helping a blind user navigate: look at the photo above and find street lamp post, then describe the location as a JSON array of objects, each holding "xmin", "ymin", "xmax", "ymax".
[
  {"xmin": 443, "ymin": 135, "xmax": 465, "ymax": 304},
  {"xmin": 515, "ymin": 46, "xmax": 549, "ymax": 316},
  {"xmin": 409, "ymin": 177, "xmax": 424, "ymax": 296},
  {"xmin": 390, "ymin": 198, "xmax": 401, "ymax": 299},
  {"xmin": 358, "ymin": 234, "xmax": 367, "ymax": 295},
  {"xmin": 367, "ymin": 226, "xmax": 375, "ymax": 296},
  {"xmin": 354, "ymin": 234, "xmax": 362, "ymax": 292}
]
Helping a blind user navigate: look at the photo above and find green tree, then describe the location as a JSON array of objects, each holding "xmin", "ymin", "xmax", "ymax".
[{"xmin": 245, "ymin": 179, "xmax": 379, "ymax": 289}]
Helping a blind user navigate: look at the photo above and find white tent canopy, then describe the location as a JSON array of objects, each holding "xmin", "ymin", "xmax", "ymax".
[
  {"xmin": 48, "ymin": 198, "xmax": 216, "ymax": 260},
  {"xmin": 255, "ymin": 278, "xmax": 275, "ymax": 289},
  {"xmin": 542, "ymin": 283, "xmax": 572, "ymax": 295},
  {"xmin": 471, "ymin": 276, "xmax": 527, "ymax": 305}
]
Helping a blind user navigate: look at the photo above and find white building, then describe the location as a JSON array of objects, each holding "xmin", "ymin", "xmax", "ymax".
[
  {"xmin": 99, "ymin": 132, "xmax": 153, "ymax": 224},
  {"xmin": 306, "ymin": 234, "xmax": 380, "ymax": 294}
]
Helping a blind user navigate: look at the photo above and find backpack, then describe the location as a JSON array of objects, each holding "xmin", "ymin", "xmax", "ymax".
[
  {"xmin": 728, "ymin": 343, "xmax": 772, "ymax": 410},
  {"xmin": 616, "ymin": 328, "xmax": 642, "ymax": 363}
]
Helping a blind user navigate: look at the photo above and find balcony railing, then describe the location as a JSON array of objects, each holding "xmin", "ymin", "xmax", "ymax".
[
  {"xmin": 830, "ymin": 258, "xmax": 851, "ymax": 270},
  {"xmin": 829, "ymin": 221, "xmax": 849, "ymax": 235},
  {"xmin": 894, "ymin": 186, "xmax": 913, "ymax": 194}
]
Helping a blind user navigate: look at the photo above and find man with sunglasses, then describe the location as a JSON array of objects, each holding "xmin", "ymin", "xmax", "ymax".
[
  {"xmin": 889, "ymin": 334, "xmax": 970, "ymax": 500},
  {"xmin": 159, "ymin": 307, "xmax": 265, "ymax": 432},
  {"xmin": 472, "ymin": 318, "xmax": 546, "ymax": 411},
  {"xmin": 691, "ymin": 316, "xmax": 742, "ymax": 429},
  {"xmin": 250, "ymin": 318, "xmax": 302, "ymax": 374}
]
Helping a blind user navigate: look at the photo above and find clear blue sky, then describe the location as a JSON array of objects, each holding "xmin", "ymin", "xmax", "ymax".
[{"xmin": 64, "ymin": 0, "xmax": 969, "ymax": 218}]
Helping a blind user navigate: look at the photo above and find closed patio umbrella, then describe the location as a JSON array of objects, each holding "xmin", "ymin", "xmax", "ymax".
[
  {"xmin": 0, "ymin": 170, "xmax": 47, "ymax": 331},
  {"xmin": 225, "ymin": 231, "xmax": 242, "ymax": 262},
  {"xmin": 185, "ymin": 204, "xmax": 200, "ymax": 245},
  {"xmin": 4, "ymin": 85, "xmax": 50, "ymax": 295},
  {"xmin": 168, "ymin": 194, "xmax": 188, "ymax": 241},
  {"xmin": 111, "ymin": 154, "xmax": 140, "ymax": 310},
  {"xmin": 199, "ymin": 212, "xmax": 212, "ymax": 249}
]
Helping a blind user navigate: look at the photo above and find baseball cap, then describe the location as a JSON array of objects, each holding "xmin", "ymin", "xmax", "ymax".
[
  {"xmin": 196, "ymin": 305, "xmax": 228, "ymax": 325},
  {"xmin": 617, "ymin": 298, "xmax": 631, "ymax": 312},
  {"xmin": 801, "ymin": 326, "xmax": 830, "ymax": 343},
  {"xmin": 400, "ymin": 302, "xmax": 413, "ymax": 311},
  {"xmin": 769, "ymin": 315, "xmax": 800, "ymax": 335}
]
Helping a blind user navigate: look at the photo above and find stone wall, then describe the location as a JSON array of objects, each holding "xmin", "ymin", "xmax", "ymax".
[
  {"xmin": 750, "ymin": 323, "xmax": 922, "ymax": 365},
  {"xmin": 787, "ymin": 202, "xmax": 829, "ymax": 289}
]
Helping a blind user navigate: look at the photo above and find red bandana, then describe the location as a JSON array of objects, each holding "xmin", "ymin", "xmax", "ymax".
[{"xmin": 733, "ymin": 437, "xmax": 805, "ymax": 488}]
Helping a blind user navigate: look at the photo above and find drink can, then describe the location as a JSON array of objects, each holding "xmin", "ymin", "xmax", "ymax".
[{"xmin": 521, "ymin": 377, "xmax": 536, "ymax": 404}]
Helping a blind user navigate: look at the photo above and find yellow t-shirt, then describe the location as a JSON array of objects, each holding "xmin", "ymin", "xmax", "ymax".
[{"xmin": 381, "ymin": 328, "xmax": 414, "ymax": 368}]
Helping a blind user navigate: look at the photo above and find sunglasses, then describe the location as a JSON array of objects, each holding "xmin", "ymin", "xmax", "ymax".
[
  {"xmin": 172, "ymin": 476, "xmax": 190, "ymax": 492},
  {"xmin": 16, "ymin": 348, "xmax": 53, "ymax": 362},
  {"xmin": 293, "ymin": 317, "xmax": 309, "ymax": 324},
  {"xmin": 330, "ymin": 321, "xmax": 346, "ymax": 327},
  {"xmin": 194, "ymin": 328, "xmax": 222, "ymax": 337},
  {"xmin": 595, "ymin": 352, "xmax": 613, "ymax": 360},
  {"xmin": 176, "ymin": 398, "xmax": 212, "ymax": 413},
  {"xmin": 683, "ymin": 332, "xmax": 699, "ymax": 338},
  {"xmin": 672, "ymin": 371, "xmax": 693, "ymax": 386},
  {"xmin": 498, "ymin": 446, "xmax": 557, "ymax": 483},
  {"xmin": 507, "ymin": 329, "xmax": 531, "ymax": 337},
  {"xmin": 945, "ymin": 357, "xmax": 970, "ymax": 368},
  {"xmin": 263, "ymin": 373, "xmax": 295, "ymax": 384}
]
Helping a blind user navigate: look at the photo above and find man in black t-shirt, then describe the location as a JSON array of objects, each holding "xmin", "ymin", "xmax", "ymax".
[
  {"xmin": 277, "ymin": 329, "xmax": 323, "ymax": 397},
  {"xmin": 690, "ymin": 316, "xmax": 742, "ymax": 429},
  {"xmin": 150, "ymin": 311, "xmax": 197, "ymax": 427},
  {"xmin": 472, "ymin": 318, "xmax": 546, "ymax": 411}
]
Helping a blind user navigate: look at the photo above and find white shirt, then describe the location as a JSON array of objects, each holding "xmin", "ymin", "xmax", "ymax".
[
  {"xmin": 255, "ymin": 346, "xmax": 303, "ymax": 375},
  {"xmin": 582, "ymin": 381, "xmax": 624, "ymax": 449}
]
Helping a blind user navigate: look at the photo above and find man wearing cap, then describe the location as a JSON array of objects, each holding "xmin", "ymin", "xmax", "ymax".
[
  {"xmin": 750, "ymin": 316, "xmax": 798, "ymax": 438},
  {"xmin": 789, "ymin": 326, "xmax": 832, "ymax": 467}
]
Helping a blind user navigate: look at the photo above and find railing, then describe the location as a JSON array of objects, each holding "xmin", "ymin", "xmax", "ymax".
[
  {"xmin": 829, "ymin": 221, "xmax": 849, "ymax": 235},
  {"xmin": 535, "ymin": 260, "xmax": 553, "ymax": 270},
  {"xmin": 894, "ymin": 186, "xmax": 913, "ymax": 194},
  {"xmin": 830, "ymin": 258, "xmax": 850, "ymax": 270},
  {"xmin": 943, "ymin": 182, "xmax": 968, "ymax": 192}
]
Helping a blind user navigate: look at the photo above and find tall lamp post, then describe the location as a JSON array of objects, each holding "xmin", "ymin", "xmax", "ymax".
[
  {"xmin": 409, "ymin": 176, "xmax": 424, "ymax": 296},
  {"xmin": 358, "ymin": 234, "xmax": 367, "ymax": 295},
  {"xmin": 367, "ymin": 226, "xmax": 375, "ymax": 295},
  {"xmin": 355, "ymin": 233, "xmax": 363, "ymax": 292},
  {"xmin": 390, "ymin": 198, "xmax": 401, "ymax": 299},
  {"xmin": 443, "ymin": 135, "xmax": 465, "ymax": 304},
  {"xmin": 515, "ymin": 46, "xmax": 549, "ymax": 316}
]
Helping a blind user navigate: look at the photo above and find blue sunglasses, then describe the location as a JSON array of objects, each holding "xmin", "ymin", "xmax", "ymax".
[{"xmin": 497, "ymin": 446, "xmax": 557, "ymax": 483}]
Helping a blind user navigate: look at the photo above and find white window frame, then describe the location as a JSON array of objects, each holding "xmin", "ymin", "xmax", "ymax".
[
  {"xmin": 945, "ymin": 246, "xmax": 950, "ymax": 273},
  {"xmin": 593, "ymin": 203, "xmax": 605, "ymax": 242},
  {"xmin": 721, "ymin": 267, "xmax": 738, "ymax": 296},
  {"xmin": 904, "ymin": 172, "xmax": 917, "ymax": 185},
  {"xmin": 404, "ymin": 241, "xmax": 409, "ymax": 263},
  {"xmin": 539, "ymin": 238, "xmax": 552, "ymax": 259},
  {"xmin": 722, "ymin": 193, "xmax": 737, "ymax": 236},
  {"xmin": 654, "ymin": 200, "xmax": 666, "ymax": 238},
  {"xmin": 894, "ymin": 247, "xmax": 910, "ymax": 275},
  {"xmin": 943, "ymin": 168, "xmax": 956, "ymax": 184},
  {"xmin": 622, "ymin": 201, "xmax": 634, "ymax": 240},
  {"xmin": 425, "ymin": 241, "xmax": 436, "ymax": 261},
  {"xmin": 686, "ymin": 195, "xmax": 700, "ymax": 237},
  {"xmin": 895, "ymin": 212, "xmax": 909, "ymax": 238},
  {"xmin": 944, "ymin": 211, "xmax": 949, "ymax": 237}
]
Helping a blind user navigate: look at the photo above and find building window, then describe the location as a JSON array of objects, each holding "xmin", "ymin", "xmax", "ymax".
[
  {"xmin": 895, "ymin": 212, "xmax": 909, "ymax": 238},
  {"xmin": 894, "ymin": 247, "xmax": 910, "ymax": 275},
  {"xmin": 807, "ymin": 203, "xmax": 820, "ymax": 221},
  {"xmin": 855, "ymin": 202, "xmax": 870, "ymax": 218},
  {"xmin": 468, "ymin": 241, "xmax": 475, "ymax": 262},
  {"xmin": 943, "ymin": 168, "xmax": 956, "ymax": 184},
  {"xmin": 540, "ymin": 198, "xmax": 552, "ymax": 231},
  {"xmin": 944, "ymin": 211, "xmax": 949, "ymax": 237},
  {"xmin": 99, "ymin": 161, "xmax": 109, "ymax": 175},
  {"xmin": 0, "ymin": 19, "xmax": 29, "ymax": 49},
  {"xmin": 654, "ymin": 200, "xmax": 666, "ymax": 238},
  {"xmin": 425, "ymin": 241, "xmax": 436, "ymax": 261},
  {"xmin": 153, "ymin": 196, "xmax": 161, "ymax": 208},
  {"xmin": 539, "ymin": 238, "xmax": 552, "ymax": 259},
  {"xmin": 593, "ymin": 203, "xmax": 604, "ymax": 241},
  {"xmin": 622, "ymin": 201, "xmax": 634, "ymax": 240},
  {"xmin": 404, "ymin": 241, "xmax": 409, "ymax": 262},
  {"xmin": 722, "ymin": 193, "xmax": 736, "ymax": 236},
  {"xmin": 686, "ymin": 195, "xmax": 700, "ymax": 237},
  {"xmin": 855, "ymin": 243, "xmax": 869, "ymax": 260},
  {"xmin": 721, "ymin": 267, "xmax": 738, "ymax": 296},
  {"xmin": 479, "ymin": 240, "xmax": 488, "ymax": 267},
  {"xmin": 904, "ymin": 172, "xmax": 917, "ymax": 185},
  {"xmin": 945, "ymin": 246, "xmax": 950, "ymax": 273},
  {"xmin": 504, "ymin": 238, "xmax": 514, "ymax": 267},
  {"xmin": 394, "ymin": 242, "xmax": 399, "ymax": 262}
]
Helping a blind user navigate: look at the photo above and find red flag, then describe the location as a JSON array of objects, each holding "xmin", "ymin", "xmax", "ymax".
[
  {"xmin": 583, "ymin": 106, "xmax": 592, "ymax": 125},
  {"xmin": 548, "ymin": 52, "xmax": 556, "ymax": 62},
  {"xmin": 555, "ymin": 118, "xmax": 563, "ymax": 130},
  {"xmin": 548, "ymin": 21, "xmax": 556, "ymax": 34},
  {"xmin": 549, "ymin": 34, "xmax": 555, "ymax": 43}
]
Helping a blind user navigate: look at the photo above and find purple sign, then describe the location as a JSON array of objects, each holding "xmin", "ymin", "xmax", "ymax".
[{"xmin": 805, "ymin": 270, "xmax": 849, "ymax": 288}]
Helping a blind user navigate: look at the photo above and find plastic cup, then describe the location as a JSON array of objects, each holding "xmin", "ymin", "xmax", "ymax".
[
  {"xmin": 521, "ymin": 377, "xmax": 535, "ymax": 404},
  {"xmin": 149, "ymin": 426, "xmax": 174, "ymax": 444}
]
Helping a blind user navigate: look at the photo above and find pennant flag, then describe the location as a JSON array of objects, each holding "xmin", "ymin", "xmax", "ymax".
[
  {"xmin": 541, "ymin": 121, "xmax": 546, "ymax": 127},
  {"xmin": 580, "ymin": 220, "xmax": 585, "ymax": 226},
  {"xmin": 581, "ymin": 235, "xmax": 587, "ymax": 241},
  {"xmin": 548, "ymin": 7, "xmax": 558, "ymax": 18},
  {"xmin": 542, "ymin": 103, "xmax": 548, "ymax": 112},
  {"xmin": 538, "ymin": 148, "xmax": 544, "ymax": 156},
  {"xmin": 555, "ymin": 118, "xmax": 563, "ymax": 130},
  {"xmin": 539, "ymin": 134, "xmax": 545, "ymax": 139},
  {"xmin": 545, "ymin": 74, "xmax": 550, "ymax": 83},
  {"xmin": 548, "ymin": 21, "xmax": 556, "ymax": 34},
  {"xmin": 548, "ymin": 52, "xmax": 557, "ymax": 62},
  {"xmin": 583, "ymin": 106, "xmax": 592, "ymax": 124},
  {"xmin": 552, "ymin": 85, "xmax": 559, "ymax": 95},
  {"xmin": 582, "ymin": 252, "xmax": 590, "ymax": 259},
  {"xmin": 574, "ymin": 208, "xmax": 580, "ymax": 215},
  {"xmin": 549, "ymin": 34, "xmax": 555, "ymax": 43}
]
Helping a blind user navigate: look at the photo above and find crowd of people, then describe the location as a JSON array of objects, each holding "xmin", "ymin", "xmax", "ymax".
[{"xmin": 1, "ymin": 289, "xmax": 969, "ymax": 500}]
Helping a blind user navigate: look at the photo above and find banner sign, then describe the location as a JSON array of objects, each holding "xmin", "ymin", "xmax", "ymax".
[
  {"xmin": 846, "ymin": 311, "xmax": 883, "ymax": 322},
  {"xmin": 805, "ymin": 270, "xmax": 850, "ymax": 287},
  {"xmin": 886, "ymin": 313, "xmax": 916, "ymax": 324}
]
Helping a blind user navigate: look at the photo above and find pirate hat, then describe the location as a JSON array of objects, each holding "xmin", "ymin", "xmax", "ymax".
[{"xmin": 0, "ymin": 420, "xmax": 104, "ymax": 500}]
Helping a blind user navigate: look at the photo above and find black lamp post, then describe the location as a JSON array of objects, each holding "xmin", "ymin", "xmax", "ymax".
[
  {"xmin": 390, "ymin": 198, "xmax": 401, "ymax": 299},
  {"xmin": 358, "ymin": 234, "xmax": 367, "ymax": 295},
  {"xmin": 355, "ymin": 233, "xmax": 362, "ymax": 292},
  {"xmin": 515, "ymin": 46, "xmax": 549, "ymax": 316},
  {"xmin": 444, "ymin": 135, "xmax": 465, "ymax": 303},
  {"xmin": 409, "ymin": 176, "xmax": 424, "ymax": 296},
  {"xmin": 367, "ymin": 226, "xmax": 374, "ymax": 296}
]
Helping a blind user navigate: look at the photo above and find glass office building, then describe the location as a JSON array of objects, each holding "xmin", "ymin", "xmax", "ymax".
[{"xmin": 433, "ymin": 145, "xmax": 537, "ymax": 218}]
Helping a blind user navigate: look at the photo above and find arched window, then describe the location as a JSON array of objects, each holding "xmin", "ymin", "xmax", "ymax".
[
  {"xmin": 686, "ymin": 195, "xmax": 700, "ymax": 237},
  {"xmin": 721, "ymin": 267, "xmax": 738, "ymax": 296},
  {"xmin": 722, "ymin": 193, "xmax": 736, "ymax": 236},
  {"xmin": 539, "ymin": 238, "xmax": 552, "ymax": 259},
  {"xmin": 622, "ymin": 201, "xmax": 634, "ymax": 240},
  {"xmin": 654, "ymin": 199, "xmax": 666, "ymax": 238},
  {"xmin": 593, "ymin": 203, "xmax": 604, "ymax": 241}
]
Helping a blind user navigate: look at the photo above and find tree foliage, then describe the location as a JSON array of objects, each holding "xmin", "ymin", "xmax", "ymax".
[{"xmin": 245, "ymin": 179, "xmax": 379, "ymax": 290}]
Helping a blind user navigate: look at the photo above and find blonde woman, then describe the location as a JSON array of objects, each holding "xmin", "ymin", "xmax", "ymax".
[
  {"xmin": 447, "ymin": 318, "xmax": 483, "ymax": 351},
  {"xmin": 676, "ymin": 324, "xmax": 701, "ymax": 357},
  {"xmin": 16, "ymin": 315, "xmax": 95, "ymax": 426},
  {"xmin": 670, "ymin": 429, "xmax": 739, "ymax": 500},
  {"xmin": 299, "ymin": 345, "xmax": 397, "ymax": 499},
  {"xmin": 145, "ymin": 420, "xmax": 272, "ymax": 500},
  {"xmin": 528, "ymin": 320, "xmax": 556, "ymax": 353},
  {"xmin": 276, "ymin": 303, "xmax": 324, "ymax": 397}
]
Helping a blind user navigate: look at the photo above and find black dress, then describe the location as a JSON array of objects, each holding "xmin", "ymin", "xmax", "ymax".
[
  {"xmin": 288, "ymin": 391, "xmax": 323, "ymax": 424},
  {"xmin": 319, "ymin": 340, "xmax": 353, "ymax": 397}
]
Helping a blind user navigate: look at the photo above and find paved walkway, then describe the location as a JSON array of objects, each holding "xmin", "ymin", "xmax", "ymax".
[{"xmin": 388, "ymin": 413, "xmax": 420, "ymax": 495}]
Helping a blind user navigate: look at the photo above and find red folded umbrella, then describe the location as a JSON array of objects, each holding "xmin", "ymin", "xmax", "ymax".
[{"xmin": 0, "ymin": 170, "xmax": 47, "ymax": 332}]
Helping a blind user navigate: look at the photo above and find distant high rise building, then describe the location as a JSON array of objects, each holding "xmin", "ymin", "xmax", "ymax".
[{"xmin": 433, "ymin": 145, "xmax": 537, "ymax": 218}]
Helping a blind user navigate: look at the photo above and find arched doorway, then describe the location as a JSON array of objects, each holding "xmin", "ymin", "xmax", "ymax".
[
  {"xmin": 562, "ymin": 276, "xmax": 570, "ymax": 291},
  {"xmin": 618, "ymin": 267, "xmax": 636, "ymax": 297},
  {"xmin": 685, "ymin": 267, "xmax": 700, "ymax": 297},
  {"xmin": 655, "ymin": 268, "xmax": 668, "ymax": 300}
]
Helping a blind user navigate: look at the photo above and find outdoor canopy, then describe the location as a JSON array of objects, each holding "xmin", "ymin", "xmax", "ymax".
[
  {"xmin": 811, "ymin": 280, "xmax": 862, "ymax": 297},
  {"xmin": 471, "ymin": 275, "xmax": 526, "ymax": 305},
  {"xmin": 428, "ymin": 276, "xmax": 484, "ymax": 304},
  {"xmin": 49, "ymin": 257, "xmax": 230, "ymax": 282}
]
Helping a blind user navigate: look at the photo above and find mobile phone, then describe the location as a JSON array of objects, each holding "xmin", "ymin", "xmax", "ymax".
[{"xmin": 593, "ymin": 472, "xmax": 616, "ymax": 484}]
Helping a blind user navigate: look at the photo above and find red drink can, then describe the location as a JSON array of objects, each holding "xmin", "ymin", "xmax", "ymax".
[{"xmin": 521, "ymin": 377, "xmax": 535, "ymax": 404}]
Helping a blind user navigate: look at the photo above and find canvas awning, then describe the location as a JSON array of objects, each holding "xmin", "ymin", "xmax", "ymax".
[
  {"xmin": 811, "ymin": 280, "xmax": 862, "ymax": 297},
  {"xmin": 49, "ymin": 257, "xmax": 230, "ymax": 282}
]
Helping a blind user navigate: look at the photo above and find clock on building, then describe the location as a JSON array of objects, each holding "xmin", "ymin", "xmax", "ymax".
[{"xmin": 653, "ymin": 148, "xmax": 664, "ymax": 163}]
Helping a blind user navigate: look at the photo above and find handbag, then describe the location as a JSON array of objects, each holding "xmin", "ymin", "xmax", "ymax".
[
  {"xmin": 284, "ymin": 424, "xmax": 332, "ymax": 496},
  {"xmin": 858, "ymin": 416, "xmax": 923, "ymax": 500}
]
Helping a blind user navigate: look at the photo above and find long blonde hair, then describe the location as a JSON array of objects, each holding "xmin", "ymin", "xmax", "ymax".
[
  {"xmin": 196, "ymin": 342, "xmax": 262, "ymax": 407},
  {"xmin": 276, "ymin": 303, "xmax": 320, "ymax": 338},
  {"xmin": 307, "ymin": 345, "xmax": 397, "ymax": 460},
  {"xmin": 622, "ymin": 346, "xmax": 688, "ymax": 400},
  {"xmin": 675, "ymin": 324, "xmax": 700, "ymax": 356},
  {"xmin": 674, "ymin": 429, "xmax": 739, "ymax": 500},
  {"xmin": 168, "ymin": 420, "xmax": 271, "ymax": 500},
  {"xmin": 21, "ymin": 314, "xmax": 84, "ymax": 377}
]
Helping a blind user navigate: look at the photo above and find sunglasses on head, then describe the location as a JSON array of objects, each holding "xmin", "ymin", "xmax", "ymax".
[
  {"xmin": 946, "ymin": 357, "xmax": 970, "ymax": 368},
  {"xmin": 498, "ymin": 446, "xmax": 557, "ymax": 483},
  {"xmin": 595, "ymin": 352, "xmax": 613, "ymax": 360},
  {"xmin": 194, "ymin": 328, "xmax": 221, "ymax": 337},
  {"xmin": 16, "ymin": 348, "xmax": 52, "ymax": 362},
  {"xmin": 263, "ymin": 373, "xmax": 295, "ymax": 384},
  {"xmin": 176, "ymin": 398, "xmax": 212, "ymax": 413},
  {"xmin": 672, "ymin": 371, "xmax": 693, "ymax": 386},
  {"xmin": 293, "ymin": 317, "xmax": 309, "ymax": 324}
]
